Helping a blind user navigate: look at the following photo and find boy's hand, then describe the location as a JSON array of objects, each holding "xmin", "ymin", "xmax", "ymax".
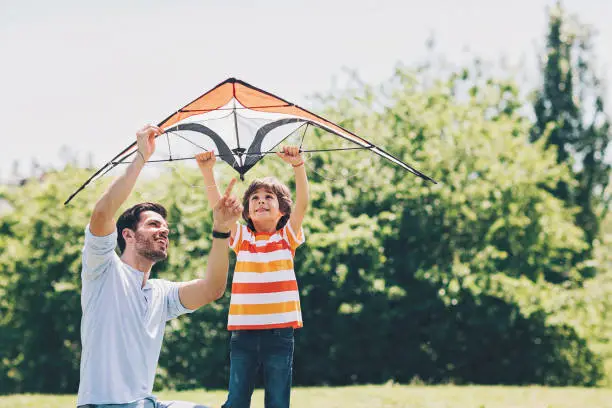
[
  {"xmin": 195, "ymin": 151, "xmax": 217, "ymax": 171},
  {"xmin": 136, "ymin": 124, "xmax": 163, "ymax": 162},
  {"xmin": 212, "ymin": 178, "xmax": 242, "ymax": 232},
  {"xmin": 276, "ymin": 146, "xmax": 303, "ymax": 167}
]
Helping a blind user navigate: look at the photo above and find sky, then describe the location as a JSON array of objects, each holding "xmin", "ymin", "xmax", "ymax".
[{"xmin": 1, "ymin": 0, "xmax": 610, "ymax": 181}]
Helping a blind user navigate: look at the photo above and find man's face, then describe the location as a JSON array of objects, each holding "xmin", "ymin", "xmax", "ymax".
[{"xmin": 132, "ymin": 211, "xmax": 169, "ymax": 262}]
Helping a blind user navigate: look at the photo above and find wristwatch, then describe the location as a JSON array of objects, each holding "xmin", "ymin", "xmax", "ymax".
[{"xmin": 212, "ymin": 230, "xmax": 231, "ymax": 239}]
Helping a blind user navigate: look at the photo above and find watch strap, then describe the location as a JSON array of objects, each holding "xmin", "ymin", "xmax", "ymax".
[{"xmin": 212, "ymin": 230, "xmax": 231, "ymax": 239}]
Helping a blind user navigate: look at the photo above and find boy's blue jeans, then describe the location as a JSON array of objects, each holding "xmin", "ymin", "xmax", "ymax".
[{"xmin": 222, "ymin": 327, "xmax": 294, "ymax": 408}]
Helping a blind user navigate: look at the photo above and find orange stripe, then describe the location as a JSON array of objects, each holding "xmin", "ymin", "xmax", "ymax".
[
  {"xmin": 230, "ymin": 301, "xmax": 301, "ymax": 315},
  {"xmin": 239, "ymin": 240, "xmax": 290, "ymax": 253},
  {"xmin": 161, "ymin": 80, "xmax": 370, "ymax": 150},
  {"xmin": 235, "ymin": 259, "xmax": 293, "ymax": 273},
  {"xmin": 255, "ymin": 234, "xmax": 272, "ymax": 241},
  {"xmin": 234, "ymin": 82, "xmax": 369, "ymax": 147},
  {"xmin": 228, "ymin": 321, "xmax": 303, "ymax": 331},
  {"xmin": 285, "ymin": 228, "xmax": 299, "ymax": 251},
  {"xmin": 160, "ymin": 82, "xmax": 234, "ymax": 130},
  {"xmin": 229, "ymin": 224, "xmax": 243, "ymax": 252},
  {"xmin": 232, "ymin": 280, "xmax": 298, "ymax": 294}
]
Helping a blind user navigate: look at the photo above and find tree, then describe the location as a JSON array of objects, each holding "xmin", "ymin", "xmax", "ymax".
[
  {"xmin": 0, "ymin": 168, "xmax": 94, "ymax": 393},
  {"xmin": 531, "ymin": 3, "xmax": 611, "ymax": 246},
  {"xmin": 0, "ymin": 65, "xmax": 606, "ymax": 393},
  {"xmin": 291, "ymin": 66, "xmax": 603, "ymax": 385}
]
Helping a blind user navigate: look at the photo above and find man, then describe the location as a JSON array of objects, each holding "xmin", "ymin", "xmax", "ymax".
[{"xmin": 77, "ymin": 125, "xmax": 242, "ymax": 408}]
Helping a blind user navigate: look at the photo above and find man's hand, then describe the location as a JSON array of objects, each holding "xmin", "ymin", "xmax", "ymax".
[
  {"xmin": 179, "ymin": 177, "xmax": 241, "ymax": 310},
  {"xmin": 136, "ymin": 124, "xmax": 163, "ymax": 162},
  {"xmin": 195, "ymin": 151, "xmax": 217, "ymax": 171},
  {"xmin": 90, "ymin": 125, "xmax": 162, "ymax": 237},
  {"xmin": 212, "ymin": 178, "xmax": 242, "ymax": 232},
  {"xmin": 276, "ymin": 145, "xmax": 303, "ymax": 166}
]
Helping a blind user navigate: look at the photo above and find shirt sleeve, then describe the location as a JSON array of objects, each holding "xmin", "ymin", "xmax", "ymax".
[
  {"xmin": 81, "ymin": 224, "xmax": 118, "ymax": 281},
  {"xmin": 166, "ymin": 281, "xmax": 196, "ymax": 321},
  {"xmin": 228, "ymin": 222, "xmax": 245, "ymax": 253},
  {"xmin": 283, "ymin": 223, "xmax": 305, "ymax": 251}
]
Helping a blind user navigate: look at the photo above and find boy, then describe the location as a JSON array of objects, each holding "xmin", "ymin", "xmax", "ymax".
[{"xmin": 196, "ymin": 146, "xmax": 309, "ymax": 408}]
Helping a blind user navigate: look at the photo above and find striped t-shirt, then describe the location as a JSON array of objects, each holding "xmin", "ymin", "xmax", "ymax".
[{"xmin": 228, "ymin": 222, "xmax": 305, "ymax": 330}]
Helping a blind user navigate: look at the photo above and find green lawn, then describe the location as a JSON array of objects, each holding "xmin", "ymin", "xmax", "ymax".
[{"xmin": 2, "ymin": 385, "xmax": 612, "ymax": 408}]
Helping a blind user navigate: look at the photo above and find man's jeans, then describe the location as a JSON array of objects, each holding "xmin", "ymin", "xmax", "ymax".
[
  {"xmin": 222, "ymin": 327, "xmax": 294, "ymax": 408},
  {"xmin": 78, "ymin": 398, "xmax": 209, "ymax": 407}
]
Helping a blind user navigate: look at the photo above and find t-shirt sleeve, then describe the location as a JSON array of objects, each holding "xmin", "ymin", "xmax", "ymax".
[
  {"xmin": 166, "ymin": 281, "xmax": 196, "ymax": 321},
  {"xmin": 228, "ymin": 222, "xmax": 245, "ymax": 253},
  {"xmin": 283, "ymin": 223, "xmax": 305, "ymax": 251},
  {"xmin": 81, "ymin": 224, "xmax": 118, "ymax": 281}
]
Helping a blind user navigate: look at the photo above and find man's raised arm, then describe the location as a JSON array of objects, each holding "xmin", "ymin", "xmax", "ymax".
[
  {"xmin": 178, "ymin": 178, "xmax": 242, "ymax": 310},
  {"xmin": 89, "ymin": 125, "xmax": 162, "ymax": 236}
]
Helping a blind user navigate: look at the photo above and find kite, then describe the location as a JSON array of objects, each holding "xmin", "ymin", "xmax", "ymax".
[{"xmin": 65, "ymin": 77, "xmax": 436, "ymax": 205}]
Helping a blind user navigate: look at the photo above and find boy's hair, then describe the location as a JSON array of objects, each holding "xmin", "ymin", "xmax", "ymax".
[
  {"xmin": 116, "ymin": 202, "xmax": 167, "ymax": 254},
  {"xmin": 242, "ymin": 177, "xmax": 292, "ymax": 231}
]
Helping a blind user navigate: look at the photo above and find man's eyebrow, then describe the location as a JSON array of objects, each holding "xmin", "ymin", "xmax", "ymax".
[{"xmin": 147, "ymin": 219, "xmax": 170, "ymax": 228}]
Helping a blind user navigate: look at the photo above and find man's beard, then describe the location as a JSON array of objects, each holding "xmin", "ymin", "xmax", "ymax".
[{"xmin": 134, "ymin": 231, "xmax": 168, "ymax": 262}]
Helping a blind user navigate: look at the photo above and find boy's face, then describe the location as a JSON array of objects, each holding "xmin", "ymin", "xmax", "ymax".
[{"xmin": 248, "ymin": 187, "xmax": 283, "ymax": 225}]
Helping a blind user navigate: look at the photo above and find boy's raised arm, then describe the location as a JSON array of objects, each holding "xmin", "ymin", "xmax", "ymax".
[
  {"xmin": 196, "ymin": 151, "xmax": 238, "ymax": 238},
  {"xmin": 90, "ymin": 125, "xmax": 162, "ymax": 237},
  {"xmin": 277, "ymin": 146, "xmax": 309, "ymax": 233}
]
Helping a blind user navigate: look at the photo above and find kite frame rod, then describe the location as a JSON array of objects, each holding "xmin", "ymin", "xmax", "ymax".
[{"xmin": 108, "ymin": 146, "xmax": 375, "ymax": 164}]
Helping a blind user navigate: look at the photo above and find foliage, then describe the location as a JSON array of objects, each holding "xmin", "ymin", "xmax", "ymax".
[
  {"xmin": 531, "ymin": 4, "xmax": 611, "ymax": 246},
  {"xmin": 0, "ymin": 64, "xmax": 608, "ymax": 393},
  {"xmin": 0, "ymin": 169, "xmax": 99, "ymax": 393},
  {"xmin": 287, "ymin": 68, "xmax": 603, "ymax": 386}
]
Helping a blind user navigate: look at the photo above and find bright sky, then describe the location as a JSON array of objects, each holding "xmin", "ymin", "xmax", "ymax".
[{"xmin": 1, "ymin": 0, "xmax": 610, "ymax": 181}]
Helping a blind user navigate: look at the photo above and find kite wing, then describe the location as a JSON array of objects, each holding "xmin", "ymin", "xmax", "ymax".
[{"xmin": 65, "ymin": 77, "xmax": 436, "ymax": 205}]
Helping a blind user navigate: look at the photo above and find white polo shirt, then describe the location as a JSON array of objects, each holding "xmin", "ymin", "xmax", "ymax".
[{"xmin": 77, "ymin": 225, "xmax": 194, "ymax": 406}]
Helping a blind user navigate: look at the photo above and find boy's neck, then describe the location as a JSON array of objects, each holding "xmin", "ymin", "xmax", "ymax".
[{"xmin": 252, "ymin": 219, "xmax": 278, "ymax": 233}]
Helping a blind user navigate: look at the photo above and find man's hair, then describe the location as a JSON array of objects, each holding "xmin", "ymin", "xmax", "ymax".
[
  {"xmin": 116, "ymin": 202, "xmax": 167, "ymax": 253},
  {"xmin": 242, "ymin": 177, "xmax": 292, "ymax": 232}
]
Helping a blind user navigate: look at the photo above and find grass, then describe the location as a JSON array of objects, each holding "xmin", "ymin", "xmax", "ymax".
[{"xmin": 2, "ymin": 384, "xmax": 612, "ymax": 408}]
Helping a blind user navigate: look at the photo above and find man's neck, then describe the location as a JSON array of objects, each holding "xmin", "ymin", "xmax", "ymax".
[{"xmin": 120, "ymin": 251, "xmax": 154, "ymax": 288}]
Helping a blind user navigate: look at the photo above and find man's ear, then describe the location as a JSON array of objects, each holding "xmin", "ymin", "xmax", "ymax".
[{"xmin": 122, "ymin": 228, "xmax": 134, "ymax": 242}]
